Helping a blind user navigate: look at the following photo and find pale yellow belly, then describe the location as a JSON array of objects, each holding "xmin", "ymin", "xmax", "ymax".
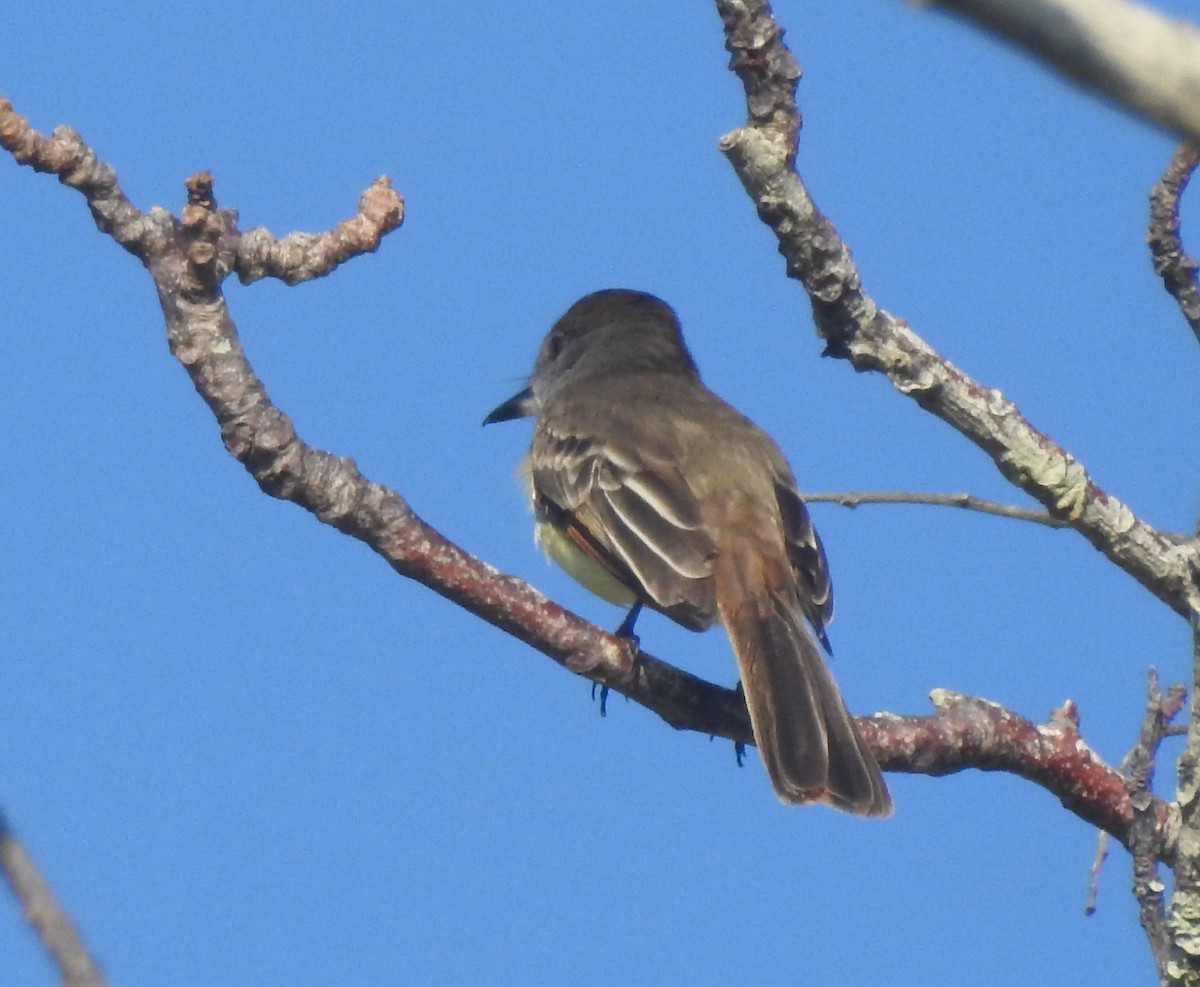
[{"xmin": 534, "ymin": 518, "xmax": 638, "ymax": 608}]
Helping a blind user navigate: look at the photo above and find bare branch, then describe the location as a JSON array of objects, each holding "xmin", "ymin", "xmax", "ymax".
[
  {"xmin": 805, "ymin": 490, "xmax": 1072, "ymax": 529},
  {"xmin": 230, "ymin": 175, "xmax": 403, "ymax": 285},
  {"xmin": 1, "ymin": 98, "xmax": 1175, "ymax": 937},
  {"xmin": 867, "ymin": 691, "xmax": 1174, "ymax": 860},
  {"xmin": 1121, "ymin": 669, "xmax": 1187, "ymax": 980},
  {"xmin": 0, "ymin": 99, "xmax": 656, "ymax": 709},
  {"xmin": 713, "ymin": 0, "xmax": 1199, "ymax": 618},
  {"xmin": 1148, "ymin": 145, "xmax": 1200, "ymax": 346},
  {"xmin": 0, "ymin": 98, "xmax": 150, "ymax": 257},
  {"xmin": 917, "ymin": 0, "xmax": 1200, "ymax": 147},
  {"xmin": 0, "ymin": 812, "xmax": 108, "ymax": 987},
  {"xmin": 1086, "ymin": 832, "xmax": 1110, "ymax": 917},
  {"xmin": 1167, "ymin": 616, "xmax": 1200, "ymax": 983}
]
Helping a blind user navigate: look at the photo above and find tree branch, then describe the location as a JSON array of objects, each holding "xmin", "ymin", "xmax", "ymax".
[
  {"xmin": 1167, "ymin": 611, "xmax": 1200, "ymax": 983},
  {"xmin": 0, "ymin": 96, "xmax": 1171, "ymax": 864},
  {"xmin": 805, "ymin": 490, "xmax": 1073, "ymax": 529},
  {"xmin": 1148, "ymin": 145, "xmax": 1200, "ymax": 347},
  {"xmin": 1121, "ymin": 669, "xmax": 1188, "ymax": 982},
  {"xmin": 917, "ymin": 0, "xmax": 1200, "ymax": 147},
  {"xmin": 0, "ymin": 812, "xmax": 108, "ymax": 987},
  {"xmin": 713, "ymin": 0, "xmax": 1199, "ymax": 618},
  {"xmin": 870, "ymin": 690, "xmax": 1175, "ymax": 861}
]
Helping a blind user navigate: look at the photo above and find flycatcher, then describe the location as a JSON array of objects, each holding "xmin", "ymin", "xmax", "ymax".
[{"xmin": 484, "ymin": 289, "xmax": 890, "ymax": 816}]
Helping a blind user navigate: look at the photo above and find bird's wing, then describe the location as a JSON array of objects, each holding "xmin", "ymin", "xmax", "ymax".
[
  {"xmin": 531, "ymin": 419, "xmax": 719, "ymax": 630},
  {"xmin": 773, "ymin": 474, "xmax": 834, "ymax": 644}
]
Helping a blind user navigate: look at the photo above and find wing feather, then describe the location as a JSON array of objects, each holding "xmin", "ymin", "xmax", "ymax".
[
  {"xmin": 774, "ymin": 476, "xmax": 834, "ymax": 637},
  {"xmin": 531, "ymin": 421, "xmax": 718, "ymax": 629}
]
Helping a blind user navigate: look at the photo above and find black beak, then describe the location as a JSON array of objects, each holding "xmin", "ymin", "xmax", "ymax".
[{"xmin": 482, "ymin": 386, "xmax": 535, "ymax": 425}]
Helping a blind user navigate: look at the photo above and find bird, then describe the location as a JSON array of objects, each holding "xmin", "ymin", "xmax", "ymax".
[{"xmin": 483, "ymin": 288, "xmax": 891, "ymax": 816}]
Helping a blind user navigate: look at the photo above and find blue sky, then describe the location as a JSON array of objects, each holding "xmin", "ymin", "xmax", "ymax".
[{"xmin": 4, "ymin": 2, "xmax": 1199, "ymax": 984}]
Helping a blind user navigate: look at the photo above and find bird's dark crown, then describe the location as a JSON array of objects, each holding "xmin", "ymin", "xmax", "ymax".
[{"xmin": 540, "ymin": 289, "xmax": 699, "ymax": 379}]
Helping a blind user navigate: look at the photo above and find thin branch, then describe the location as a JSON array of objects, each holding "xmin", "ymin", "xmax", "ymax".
[
  {"xmin": 1121, "ymin": 669, "xmax": 1187, "ymax": 982},
  {"xmin": 713, "ymin": 0, "xmax": 1198, "ymax": 618},
  {"xmin": 917, "ymin": 0, "xmax": 1200, "ymax": 147},
  {"xmin": 227, "ymin": 176, "xmax": 403, "ymax": 285},
  {"xmin": 805, "ymin": 490, "xmax": 1071, "ymax": 529},
  {"xmin": 1089, "ymin": 672, "xmax": 1184, "ymax": 927},
  {"xmin": 0, "ymin": 100, "xmax": 149, "ymax": 258},
  {"xmin": 1167, "ymin": 610, "xmax": 1200, "ymax": 984},
  {"xmin": 1086, "ymin": 832, "xmax": 1109, "ymax": 917},
  {"xmin": 0, "ymin": 812, "xmax": 108, "ymax": 987},
  {"xmin": 1148, "ymin": 145, "xmax": 1200, "ymax": 347}
]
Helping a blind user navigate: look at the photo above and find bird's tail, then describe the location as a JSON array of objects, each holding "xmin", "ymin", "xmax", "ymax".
[{"xmin": 715, "ymin": 544, "xmax": 892, "ymax": 816}]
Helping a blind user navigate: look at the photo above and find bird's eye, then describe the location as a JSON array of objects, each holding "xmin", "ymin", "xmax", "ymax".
[{"xmin": 546, "ymin": 332, "xmax": 564, "ymax": 360}]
